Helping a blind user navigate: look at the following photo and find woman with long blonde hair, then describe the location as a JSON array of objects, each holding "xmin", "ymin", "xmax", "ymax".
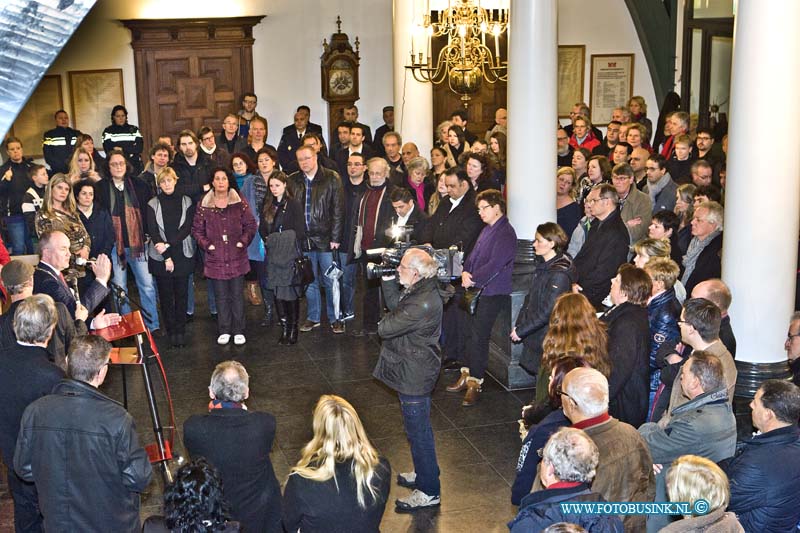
[
  {"xmin": 67, "ymin": 147, "xmax": 101, "ymax": 184},
  {"xmin": 282, "ymin": 395, "xmax": 391, "ymax": 532},
  {"xmin": 534, "ymin": 293, "xmax": 610, "ymax": 403},
  {"xmin": 35, "ymin": 173, "xmax": 91, "ymax": 282}
]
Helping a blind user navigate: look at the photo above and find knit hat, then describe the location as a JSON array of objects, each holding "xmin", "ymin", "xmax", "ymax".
[{"xmin": 1, "ymin": 260, "xmax": 34, "ymax": 288}]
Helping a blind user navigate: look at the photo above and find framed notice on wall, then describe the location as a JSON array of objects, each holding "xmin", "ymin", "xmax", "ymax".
[
  {"xmin": 558, "ymin": 46, "xmax": 585, "ymax": 118},
  {"xmin": 589, "ymin": 54, "xmax": 634, "ymax": 125},
  {"xmin": 9, "ymin": 75, "xmax": 63, "ymax": 158},
  {"xmin": 69, "ymin": 69, "xmax": 124, "ymax": 146}
]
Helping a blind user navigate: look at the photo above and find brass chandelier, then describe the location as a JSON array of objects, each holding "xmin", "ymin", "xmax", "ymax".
[{"xmin": 406, "ymin": 0, "xmax": 509, "ymax": 105}]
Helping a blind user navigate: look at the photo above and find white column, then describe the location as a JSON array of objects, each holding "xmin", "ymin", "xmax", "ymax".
[
  {"xmin": 506, "ymin": 0, "xmax": 557, "ymax": 238},
  {"xmin": 392, "ymin": 0, "xmax": 433, "ymax": 158},
  {"xmin": 723, "ymin": 0, "xmax": 800, "ymax": 363}
]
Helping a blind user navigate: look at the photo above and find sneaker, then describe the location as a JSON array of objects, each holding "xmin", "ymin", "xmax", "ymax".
[
  {"xmin": 217, "ymin": 334, "xmax": 231, "ymax": 345},
  {"xmin": 396, "ymin": 472, "xmax": 417, "ymax": 489},
  {"xmin": 233, "ymin": 334, "xmax": 246, "ymax": 345},
  {"xmin": 299, "ymin": 320, "xmax": 320, "ymax": 332},
  {"xmin": 395, "ymin": 489, "xmax": 440, "ymax": 512},
  {"xmin": 342, "ymin": 312, "xmax": 355, "ymax": 321},
  {"xmin": 331, "ymin": 321, "xmax": 345, "ymax": 334}
]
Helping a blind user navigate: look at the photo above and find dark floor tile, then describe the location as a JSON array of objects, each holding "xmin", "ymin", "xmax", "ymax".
[
  {"xmin": 273, "ymin": 414, "xmax": 315, "ymax": 449},
  {"xmin": 313, "ymin": 351, "xmax": 381, "ymax": 382},
  {"xmin": 434, "ymin": 463, "xmax": 515, "ymax": 515},
  {"xmin": 330, "ymin": 379, "xmax": 398, "ymax": 410},
  {"xmin": 249, "ymin": 383, "xmax": 335, "ymax": 418},
  {"xmin": 430, "ymin": 505, "xmax": 517, "ymax": 532},
  {"xmin": 433, "ymin": 391, "xmax": 523, "ymax": 429},
  {"xmin": 246, "ymin": 359, "xmax": 330, "ymax": 392},
  {"xmin": 460, "ymin": 422, "xmax": 523, "ymax": 465},
  {"xmin": 373, "ymin": 428, "xmax": 484, "ymax": 475},
  {"xmin": 359, "ymin": 402, "xmax": 454, "ymax": 440}
]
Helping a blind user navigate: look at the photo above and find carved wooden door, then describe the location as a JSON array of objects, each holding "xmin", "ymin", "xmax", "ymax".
[{"xmin": 122, "ymin": 17, "xmax": 264, "ymax": 154}]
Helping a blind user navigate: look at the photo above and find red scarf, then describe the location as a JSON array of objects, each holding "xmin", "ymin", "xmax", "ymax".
[{"xmin": 572, "ymin": 412, "xmax": 611, "ymax": 430}]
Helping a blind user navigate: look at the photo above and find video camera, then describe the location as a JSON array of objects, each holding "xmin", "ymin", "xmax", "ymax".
[{"xmin": 365, "ymin": 224, "xmax": 464, "ymax": 282}]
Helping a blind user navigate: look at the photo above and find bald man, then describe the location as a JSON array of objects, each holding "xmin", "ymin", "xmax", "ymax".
[
  {"xmin": 691, "ymin": 279, "xmax": 736, "ymax": 358},
  {"xmin": 629, "ymin": 147, "xmax": 651, "ymax": 190}
]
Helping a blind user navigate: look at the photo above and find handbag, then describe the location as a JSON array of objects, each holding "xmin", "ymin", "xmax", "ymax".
[
  {"xmin": 292, "ymin": 243, "xmax": 315, "ymax": 288},
  {"xmin": 459, "ymin": 261, "xmax": 513, "ymax": 316}
]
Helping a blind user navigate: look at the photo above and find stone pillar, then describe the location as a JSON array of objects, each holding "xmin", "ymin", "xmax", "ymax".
[
  {"xmin": 488, "ymin": 0, "xmax": 558, "ymax": 389},
  {"xmin": 723, "ymin": 0, "xmax": 800, "ymax": 398},
  {"xmin": 506, "ymin": 0, "xmax": 558, "ymax": 234},
  {"xmin": 392, "ymin": 0, "xmax": 433, "ymax": 157}
]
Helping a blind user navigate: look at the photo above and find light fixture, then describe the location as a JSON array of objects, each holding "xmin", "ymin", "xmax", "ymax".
[{"xmin": 406, "ymin": 0, "xmax": 509, "ymax": 106}]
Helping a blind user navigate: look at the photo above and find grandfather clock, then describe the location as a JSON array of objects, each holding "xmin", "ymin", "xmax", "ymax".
[{"xmin": 320, "ymin": 17, "xmax": 360, "ymax": 144}]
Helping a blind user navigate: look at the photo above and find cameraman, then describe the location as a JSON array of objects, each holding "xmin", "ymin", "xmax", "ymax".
[
  {"xmin": 373, "ymin": 248, "xmax": 451, "ymax": 512},
  {"xmin": 419, "ymin": 168, "xmax": 484, "ymax": 370}
]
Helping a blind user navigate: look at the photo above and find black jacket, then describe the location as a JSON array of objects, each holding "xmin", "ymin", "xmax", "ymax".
[
  {"xmin": 79, "ymin": 205, "xmax": 115, "ymax": 258},
  {"xmin": 0, "ymin": 158, "xmax": 34, "ymax": 216},
  {"xmin": 390, "ymin": 204, "xmax": 428, "ymax": 244},
  {"xmin": 721, "ymin": 425, "xmax": 800, "ymax": 533},
  {"xmin": 418, "ymin": 187, "xmax": 485, "ymax": 257},
  {"xmin": 277, "ymin": 122, "xmax": 325, "ymax": 169},
  {"xmin": 95, "ymin": 175, "xmax": 154, "ymax": 237},
  {"xmin": 14, "ymin": 379, "xmax": 153, "ymax": 533},
  {"xmin": 288, "ymin": 165, "xmax": 344, "ymax": 251},
  {"xmin": 102, "ymin": 123, "xmax": 144, "ymax": 174},
  {"xmin": 573, "ymin": 209, "xmax": 630, "ymax": 310},
  {"xmin": 342, "ymin": 178, "xmax": 367, "ymax": 256},
  {"xmin": 374, "ymin": 277, "xmax": 449, "ymax": 396},
  {"xmin": 146, "ymin": 193, "xmax": 197, "ymax": 277},
  {"xmin": 516, "ymin": 254, "xmax": 576, "ymax": 374},
  {"xmin": 42, "ymin": 125, "xmax": 80, "ymax": 174},
  {"xmin": 354, "ymin": 183, "xmax": 396, "ymax": 254},
  {"xmin": 170, "ymin": 152, "xmax": 214, "ymax": 203},
  {"xmin": 684, "ymin": 232, "xmax": 723, "ymax": 295},
  {"xmin": 0, "ymin": 344, "xmax": 64, "ymax": 467},
  {"xmin": 602, "ymin": 302, "xmax": 651, "ymax": 428},
  {"xmin": 373, "ymin": 124, "xmax": 393, "ymax": 157},
  {"xmin": 508, "ymin": 483, "xmax": 623, "ymax": 532},
  {"xmin": 184, "ymin": 408, "xmax": 282, "ymax": 533},
  {"xmin": 0, "ymin": 299, "xmax": 86, "ymax": 369},
  {"xmin": 282, "ymin": 457, "xmax": 390, "ymax": 533},
  {"xmin": 335, "ymin": 144, "xmax": 377, "ymax": 179}
]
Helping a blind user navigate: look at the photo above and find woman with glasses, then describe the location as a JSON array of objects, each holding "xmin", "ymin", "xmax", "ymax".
[{"xmin": 446, "ymin": 190, "xmax": 517, "ymax": 406}]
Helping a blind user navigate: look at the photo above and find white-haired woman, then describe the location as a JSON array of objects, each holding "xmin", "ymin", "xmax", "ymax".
[{"xmin": 282, "ymin": 395, "xmax": 391, "ymax": 533}]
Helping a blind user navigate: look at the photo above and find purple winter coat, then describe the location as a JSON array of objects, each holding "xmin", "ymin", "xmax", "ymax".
[{"xmin": 192, "ymin": 189, "xmax": 257, "ymax": 280}]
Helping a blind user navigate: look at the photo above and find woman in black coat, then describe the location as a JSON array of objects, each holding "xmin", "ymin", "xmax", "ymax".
[
  {"xmin": 145, "ymin": 168, "xmax": 196, "ymax": 347},
  {"xmin": 75, "ymin": 179, "xmax": 114, "ymax": 300},
  {"xmin": 511, "ymin": 223, "xmax": 577, "ymax": 377},
  {"xmin": 259, "ymin": 173, "xmax": 305, "ymax": 345},
  {"xmin": 602, "ymin": 264, "xmax": 652, "ymax": 428}
]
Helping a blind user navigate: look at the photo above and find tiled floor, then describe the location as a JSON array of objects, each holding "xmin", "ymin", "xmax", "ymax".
[{"xmin": 1, "ymin": 283, "xmax": 531, "ymax": 532}]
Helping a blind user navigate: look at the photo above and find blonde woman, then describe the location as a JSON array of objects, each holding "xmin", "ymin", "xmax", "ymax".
[
  {"xmin": 35, "ymin": 173, "xmax": 91, "ymax": 282},
  {"xmin": 282, "ymin": 395, "xmax": 390, "ymax": 532},
  {"xmin": 662, "ymin": 455, "xmax": 744, "ymax": 532},
  {"xmin": 67, "ymin": 147, "xmax": 101, "ymax": 184},
  {"xmin": 556, "ymin": 167, "xmax": 581, "ymax": 238}
]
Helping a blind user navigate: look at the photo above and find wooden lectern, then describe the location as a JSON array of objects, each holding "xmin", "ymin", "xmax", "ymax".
[{"xmin": 95, "ymin": 311, "xmax": 174, "ymax": 482}]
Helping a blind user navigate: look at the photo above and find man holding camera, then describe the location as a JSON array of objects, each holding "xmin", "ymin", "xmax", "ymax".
[{"xmin": 373, "ymin": 248, "xmax": 451, "ymax": 512}]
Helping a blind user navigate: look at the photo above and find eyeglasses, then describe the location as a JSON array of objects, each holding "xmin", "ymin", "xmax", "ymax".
[
  {"xmin": 477, "ymin": 204, "xmax": 493, "ymax": 212},
  {"xmin": 201, "ymin": 135, "xmax": 214, "ymax": 142},
  {"xmin": 696, "ymin": 136, "xmax": 712, "ymax": 141},
  {"xmin": 557, "ymin": 137, "xmax": 569, "ymax": 142},
  {"xmin": 585, "ymin": 197, "xmax": 603, "ymax": 205},
  {"xmin": 109, "ymin": 161, "xmax": 126, "ymax": 168},
  {"xmin": 347, "ymin": 162, "xmax": 363, "ymax": 167},
  {"xmin": 555, "ymin": 388, "xmax": 574, "ymax": 403},
  {"xmin": 788, "ymin": 331, "xmax": 800, "ymax": 341}
]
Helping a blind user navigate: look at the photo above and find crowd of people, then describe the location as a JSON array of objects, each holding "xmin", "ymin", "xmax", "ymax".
[{"xmin": 0, "ymin": 91, "xmax": 799, "ymax": 533}]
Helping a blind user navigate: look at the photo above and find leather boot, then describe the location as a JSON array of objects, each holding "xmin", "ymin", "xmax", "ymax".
[
  {"xmin": 246, "ymin": 281, "xmax": 263, "ymax": 306},
  {"xmin": 261, "ymin": 297, "xmax": 274, "ymax": 327},
  {"xmin": 274, "ymin": 300, "xmax": 288, "ymax": 344},
  {"xmin": 462, "ymin": 377, "xmax": 483, "ymax": 407},
  {"xmin": 446, "ymin": 368, "xmax": 470, "ymax": 392},
  {"xmin": 287, "ymin": 299, "xmax": 299, "ymax": 345}
]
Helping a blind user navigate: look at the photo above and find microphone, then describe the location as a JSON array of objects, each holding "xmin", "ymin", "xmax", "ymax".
[{"xmin": 69, "ymin": 278, "xmax": 81, "ymax": 306}]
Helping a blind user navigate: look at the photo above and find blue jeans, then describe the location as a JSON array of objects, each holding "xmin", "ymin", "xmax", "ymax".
[
  {"xmin": 4, "ymin": 216, "xmax": 33, "ymax": 255},
  {"xmin": 399, "ymin": 393, "xmax": 440, "ymax": 496},
  {"xmin": 111, "ymin": 246, "xmax": 160, "ymax": 330},
  {"xmin": 341, "ymin": 260, "xmax": 358, "ymax": 318},
  {"xmin": 187, "ymin": 273, "xmax": 217, "ymax": 315},
  {"xmin": 304, "ymin": 250, "xmax": 336, "ymax": 323}
]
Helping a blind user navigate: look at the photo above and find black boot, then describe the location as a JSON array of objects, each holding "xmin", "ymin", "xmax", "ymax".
[
  {"xmin": 261, "ymin": 295, "xmax": 274, "ymax": 327},
  {"xmin": 287, "ymin": 299, "xmax": 299, "ymax": 345},
  {"xmin": 275, "ymin": 300, "xmax": 289, "ymax": 345}
]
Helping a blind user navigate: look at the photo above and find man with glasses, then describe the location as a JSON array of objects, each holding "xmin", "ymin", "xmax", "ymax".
[
  {"xmin": 532, "ymin": 368, "xmax": 654, "ymax": 532},
  {"xmin": 197, "ymin": 126, "xmax": 230, "ymax": 168},
  {"xmin": 556, "ymin": 127, "xmax": 573, "ymax": 168},
  {"xmin": 682, "ymin": 200, "xmax": 723, "ymax": 294},
  {"xmin": 217, "ymin": 113, "xmax": 247, "ymax": 155},
  {"xmin": 611, "ymin": 163, "xmax": 652, "ymax": 244},
  {"xmin": 15, "ymin": 335, "xmax": 152, "ymax": 533},
  {"xmin": 690, "ymin": 159, "xmax": 714, "ymax": 188},
  {"xmin": 643, "ymin": 154, "xmax": 677, "ymax": 213},
  {"xmin": 573, "ymin": 183, "xmax": 630, "ymax": 310},
  {"xmin": 785, "ymin": 313, "xmax": 800, "ymax": 386},
  {"xmin": 694, "ymin": 127, "xmax": 723, "ymax": 167},
  {"xmin": 340, "ymin": 153, "xmax": 368, "ymax": 328},
  {"xmin": 236, "ymin": 92, "xmax": 260, "ymax": 139}
]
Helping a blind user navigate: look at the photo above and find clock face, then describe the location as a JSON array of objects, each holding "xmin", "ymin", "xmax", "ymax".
[{"xmin": 329, "ymin": 70, "xmax": 354, "ymax": 96}]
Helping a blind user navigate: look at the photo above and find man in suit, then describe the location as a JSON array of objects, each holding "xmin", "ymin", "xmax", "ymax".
[
  {"xmin": 335, "ymin": 123, "xmax": 377, "ymax": 178},
  {"xmin": 611, "ymin": 163, "xmax": 652, "ymax": 244},
  {"xmin": 373, "ymin": 105, "xmax": 394, "ymax": 158},
  {"xmin": 419, "ymin": 168, "xmax": 485, "ymax": 370},
  {"xmin": 389, "ymin": 187, "xmax": 427, "ymax": 243},
  {"xmin": 343, "ymin": 104, "xmax": 373, "ymax": 146},
  {"xmin": 0, "ymin": 295, "xmax": 65, "ymax": 533},
  {"xmin": 278, "ymin": 105, "xmax": 325, "ymax": 169},
  {"xmin": 33, "ymin": 231, "xmax": 112, "ymax": 318},
  {"xmin": 184, "ymin": 361, "xmax": 282, "ymax": 533}
]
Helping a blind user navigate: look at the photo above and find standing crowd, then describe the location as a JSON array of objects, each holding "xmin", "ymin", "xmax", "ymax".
[{"xmin": 0, "ymin": 92, "xmax": 799, "ymax": 533}]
